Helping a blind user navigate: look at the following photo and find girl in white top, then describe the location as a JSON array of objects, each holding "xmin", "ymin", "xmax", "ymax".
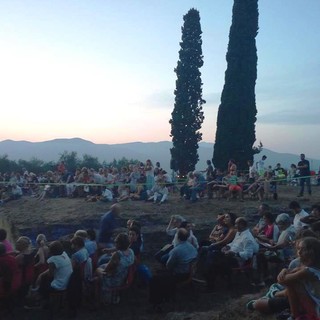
[{"xmin": 36, "ymin": 241, "xmax": 73, "ymax": 296}]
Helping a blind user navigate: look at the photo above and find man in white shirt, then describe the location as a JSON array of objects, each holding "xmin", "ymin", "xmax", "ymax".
[
  {"xmin": 205, "ymin": 217, "xmax": 258, "ymax": 289},
  {"xmin": 289, "ymin": 200, "xmax": 309, "ymax": 232},
  {"xmin": 223, "ymin": 217, "xmax": 259, "ymax": 262}
]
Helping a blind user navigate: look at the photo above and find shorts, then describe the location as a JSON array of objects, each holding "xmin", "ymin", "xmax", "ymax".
[{"xmin": 229, "ymin": 185, "xmax": 242, "ymax": 192}]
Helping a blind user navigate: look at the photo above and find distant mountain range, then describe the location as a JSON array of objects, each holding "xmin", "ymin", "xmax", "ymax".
[{"xmin": 0, "ymin": 138, "xmax": 319, "ymax": 172}]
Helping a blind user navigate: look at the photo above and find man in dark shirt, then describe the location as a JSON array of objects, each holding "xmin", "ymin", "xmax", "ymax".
[
  {"xmin": 297, "ymin": 153, "xmax": 311, "ymax": 197},
  {"xmin": 98, "ymin": 204, "xmax": 121, "ymax": 248}
]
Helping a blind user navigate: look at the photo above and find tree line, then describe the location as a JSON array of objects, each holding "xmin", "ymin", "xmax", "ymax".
[{"xmin": 0, "ymin": 152, "xmax": 139, "ymax": 174}]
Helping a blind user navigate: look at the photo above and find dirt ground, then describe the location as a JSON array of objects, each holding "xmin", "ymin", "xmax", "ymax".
[{"xmin": 1, "ymin": 184, "xmax": 320, "ymax": 319}]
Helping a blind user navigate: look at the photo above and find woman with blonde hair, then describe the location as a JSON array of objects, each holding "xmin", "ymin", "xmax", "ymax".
[{"xmin": 33, "ymin": 234, "xmax": 49, "ymax": 286}]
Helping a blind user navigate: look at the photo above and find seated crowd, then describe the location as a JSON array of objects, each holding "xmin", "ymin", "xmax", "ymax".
[
  {"xmin": 0, "ymin": 156, "xmax": 316, "ymax": 206},
  {"xmin": 1, "ymin": 199, "xmax": 320, "ymax": 319},
  {"xmin": 150, "ymin": 200, "xmax": 320, "ymax": 319},
  {"xmin": 0, "ymin": 160, "xmax": 174, "ymax": 204},
  {"xmin": 0, "ymin": 213, "xmax": 143, "ymax": 314}
]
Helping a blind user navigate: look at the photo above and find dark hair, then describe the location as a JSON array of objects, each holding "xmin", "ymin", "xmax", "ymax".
[
  {"xmin": 296, "ymin": 228, "xmax": 318, "ymax": 240},
  {"xmin": 311, "ymin": 204, "xmax": 320, "ymax": 212},
  {"xmin": 207, "ymin": 160, "xmax": 211, "ymax": 165},
  {"xmin": 236, "ymin": 217, "xmax": 248, "ymax": 228},
  {"xmin": 226, "ymin": 212, "xmax": 238, "ymax": 226},
  {"xmin": 49, "ymin": 241, "xmax": 64, "ymax": 256},
  {"xmin": 115, "ymin": 233, "xmax": 130, "ymax": 251},
  {"xmin": 260, "ymin": 203, "xmax": 270, "ymax": 212},
  {"xmin": 0, "ymin": 243, "xmax": 6, "ymax": 256},
  {"xmin": 0, "ymin": 229, "xmax": 7, "ymax": 241},
  {"xmin": 86, "ymin": 229, "xmax": 96, "ymax": 241},
  {"xmin": 180, "ymin": 221, "xmax": 189, "ymax": 229},
  {"xmin": 289, "ymin": 201, "xmax": 301, "ymax": 210},
  {"xmin": 129, "ymin": 220, "xmax": 141, "ymax": 231},
  {"xmin": 263, "ymin": 212, "xmax": 275, "ymax": 223},
  {"xmin": 138, "ymin": 175, "xmax": 146, "ymax": 183},
  {"xmin": 129, "ymin": 226, "xmax": 140, "ymax": 236},
  {"xmin": 177, "ymin": 228, "xmax": 189, "ymax": 242},
  {"xmin": 71, "ymin": 236, "xmax": 85, "ymax": 248},
  {"xmin": 300, "ymin": 237, "xmax": 320, "ymax": 266}
]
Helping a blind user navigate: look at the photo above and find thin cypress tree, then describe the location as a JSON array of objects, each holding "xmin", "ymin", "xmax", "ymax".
[
  {"xmin": 169, "ymin": 8, "xmax": 205, "ymax": 176},
  {"xmin": 213, "ymin": 0, "xmax": 259, "ymax": 171}
]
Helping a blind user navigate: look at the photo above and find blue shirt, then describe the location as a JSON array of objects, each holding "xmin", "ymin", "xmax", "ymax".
[
  {"xmin": 166, "ymin": 241, "xmax": 198, "ymax": 274},
  {"xmin": 85, "ymin": 239, "xmax": 97, "ymax": 256},
  {"xmin": 98, "ymin": 211, "xmax": 117, "ymax": 243},
  {"xmin": 71, "ymin": 247, "xmax": 89, "ymax": 264}
]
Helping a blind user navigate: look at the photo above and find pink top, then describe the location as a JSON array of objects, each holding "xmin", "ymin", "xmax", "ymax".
[
  {"xmin": 1, "ymin": 239, "xmax": 14, "ymax": 253},
  {"xmin": 263, "ymin": 224, "xmax": 274, "ymax": 239}
]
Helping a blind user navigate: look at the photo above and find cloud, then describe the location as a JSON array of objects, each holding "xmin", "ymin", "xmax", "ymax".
[
  {"xmin": 258, "ymin": 108, "xmax": 320, "ymax": 125},
  {"xmin": 142, "ymin": 90, "xmax": 174, "ymax": 109}
]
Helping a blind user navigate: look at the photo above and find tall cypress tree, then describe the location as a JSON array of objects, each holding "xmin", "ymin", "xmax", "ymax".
[
  {"xmin": 213, "ymin": 0, "xmax": 259, "ymax": 171},
  {"xmin": 169, "ymin": 8, "xmax": 205, "ymax": 176}
]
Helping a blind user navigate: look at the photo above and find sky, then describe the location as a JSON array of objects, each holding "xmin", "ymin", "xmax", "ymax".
[{"xmin": 0, "ymin": 1, "xmax": 319, "ymax": 158}]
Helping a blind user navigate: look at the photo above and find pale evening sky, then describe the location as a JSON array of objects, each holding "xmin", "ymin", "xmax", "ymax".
[{"xmin": 0, "ymin": 1, "xmax": 319, "ymax": 158}]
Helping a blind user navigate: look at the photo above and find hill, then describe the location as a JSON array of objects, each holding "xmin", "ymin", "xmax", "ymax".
[{"xmin": 0, "ymin": 138, "xmax": 319, "ymax": 171}]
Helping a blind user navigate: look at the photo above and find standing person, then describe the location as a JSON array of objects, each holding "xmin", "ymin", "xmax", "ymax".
[
  {"xmin": 145, "ymin": 159, "xmax": 155, "ymax": 190},
  {"xmin": 256, "ymin": 155, "xmax": 267, "ymax": 177},
  {"xmin": 154, "ymin": 162, "xmax": 162, "ymax": 176},
  {"xmin": 247, "ymin": 160, "xmax": 257, "ymax": 183},
  {"xmin": 297, "ymin": 153, "xmax": 311, "ymax": 197},
  {"xmin": 203, "ymin": 160, "xmax": 215, "ymax": 199},
  {"xmin": 97, "ymin": 204, "xmax": 121, "ymax": 250}
]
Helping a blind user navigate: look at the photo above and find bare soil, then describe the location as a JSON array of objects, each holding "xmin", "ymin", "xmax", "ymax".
[{"xmin": 1, "ymin": 184, "xmax": 319, "ymax": 319}]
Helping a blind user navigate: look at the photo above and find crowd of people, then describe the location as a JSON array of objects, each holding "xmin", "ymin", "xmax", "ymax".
[
  {"xmin": 1, "ymin": 198, "xmax": 320, "ymax": 319},
  {"xmin": 0, "ymin": 204, "xmax": 143, "ymax": 315},
  {"xmin": 1, "ymin": 153, "xmax": 319, "ymax": 206},
  {"xmin": 1, "ymin": 155, "xmax": 320, "ymax": 319}
]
